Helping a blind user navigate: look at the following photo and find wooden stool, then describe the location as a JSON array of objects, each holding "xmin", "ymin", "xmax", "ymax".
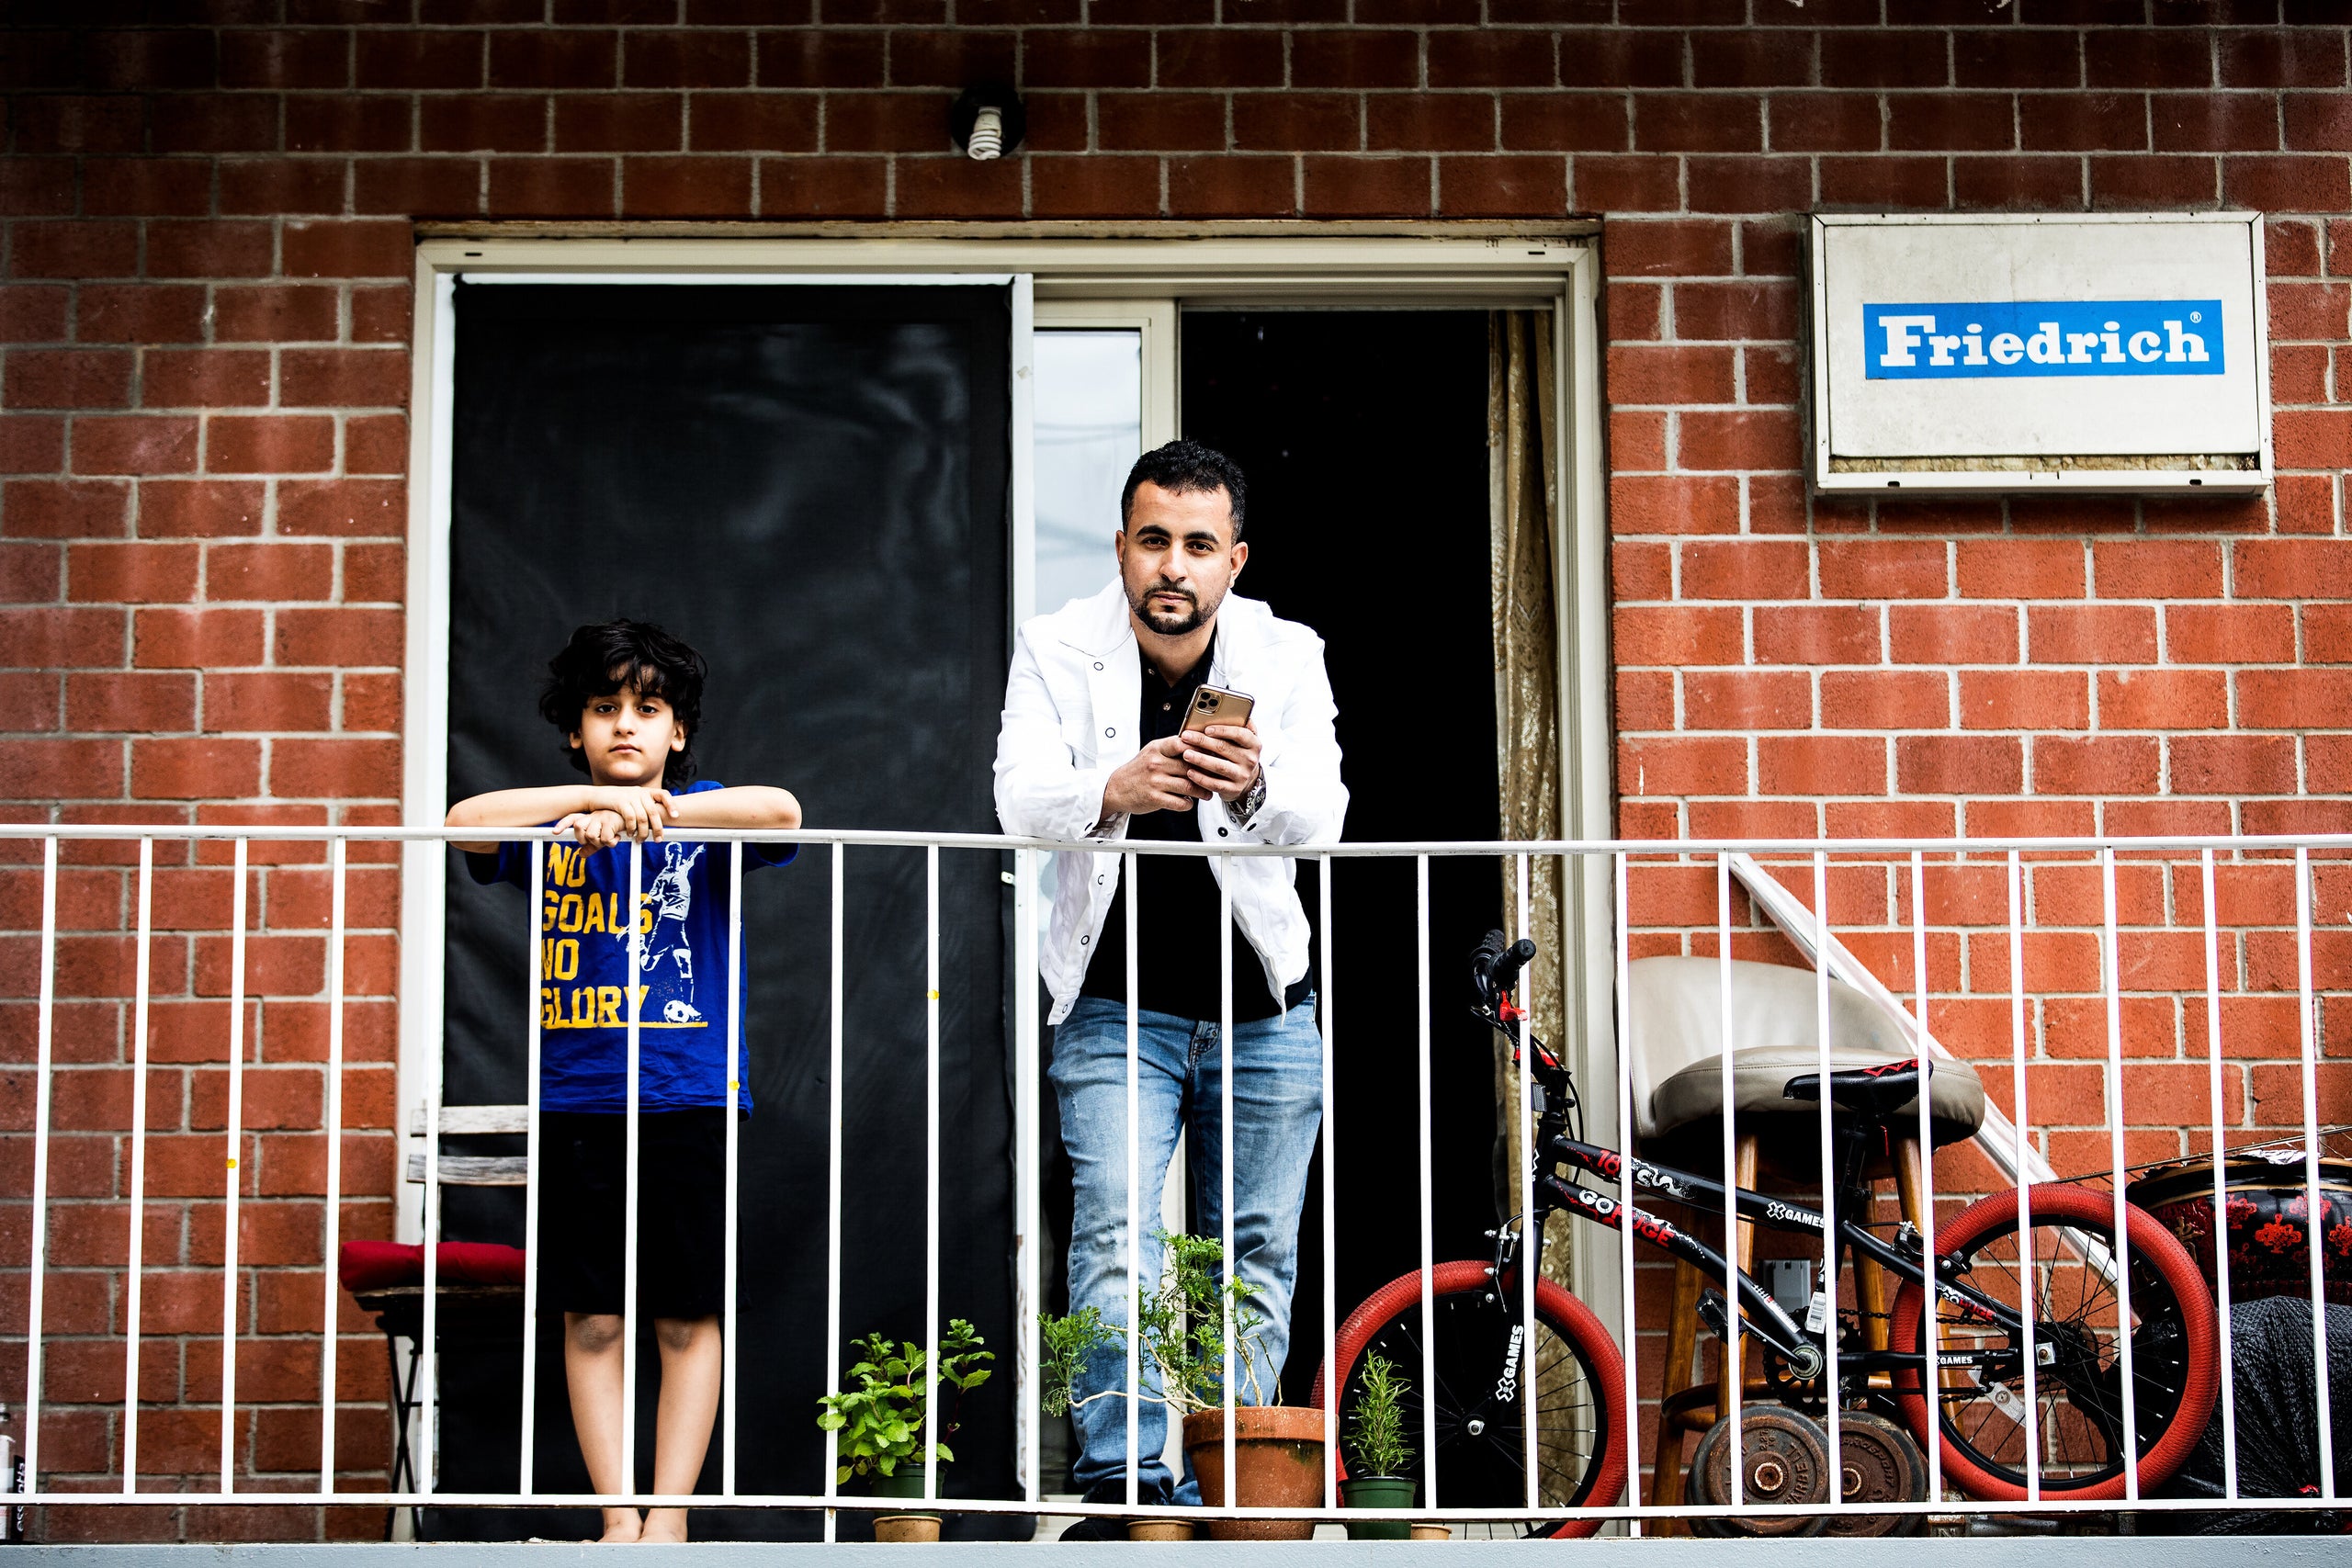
[
  {"xmin": 1618, "ymin": 959, "xmax": 1986, "ymax": 1536},
  {"xmin": 1637, "ymin": 1062, "xmax": 1984, "ymax": 1532}
]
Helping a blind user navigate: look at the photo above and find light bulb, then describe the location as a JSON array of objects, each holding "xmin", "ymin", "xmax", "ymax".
[{"xmin": 967, "ymin": 105, "xmax": 1003, "ymax": 161}]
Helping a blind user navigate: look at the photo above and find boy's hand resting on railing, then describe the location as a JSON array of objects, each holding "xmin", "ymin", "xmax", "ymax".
[
  {"xmin": 557, "ymin": 785, "xmax": 677, "ymax": 847},
  {"xmin": 446, "ymin": 781, "xmax": 797, "ymax": 854}
]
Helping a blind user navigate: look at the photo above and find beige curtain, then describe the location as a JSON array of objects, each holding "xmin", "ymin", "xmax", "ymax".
[{"xmin": 1487, "ymin": 310, "xmax": 1571, "ymax": 1288}]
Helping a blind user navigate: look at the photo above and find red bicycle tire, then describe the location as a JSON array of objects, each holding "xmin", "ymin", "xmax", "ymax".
[
  {"xmin": 1307, "ymin": 1258, "xmax": 1629, "ymax": 1540},
  {"xmin": 1888, "ymin": 1182, "xmax": 2219, "ymax": 1503}
]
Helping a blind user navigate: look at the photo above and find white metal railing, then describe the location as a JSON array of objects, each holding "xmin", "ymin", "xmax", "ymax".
[{"xmin": 3, "ymin": 822, "xmax": 2348, "ymax": 1535}]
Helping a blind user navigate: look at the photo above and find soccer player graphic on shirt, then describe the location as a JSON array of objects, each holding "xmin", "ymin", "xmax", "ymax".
[{"xmin": 643, "ymin": 842, "xmax": 704, "ymax": 1025}]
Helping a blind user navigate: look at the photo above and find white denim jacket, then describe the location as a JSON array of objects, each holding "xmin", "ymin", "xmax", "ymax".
[{"xmin": 994, "ymin": 581, "xmax": 1349, "ymax": 1024}]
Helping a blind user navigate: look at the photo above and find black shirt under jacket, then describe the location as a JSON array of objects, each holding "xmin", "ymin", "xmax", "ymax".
[{"xmin": 1079, "ymin": 637, "xmax": 1312, "ymax": 1024}]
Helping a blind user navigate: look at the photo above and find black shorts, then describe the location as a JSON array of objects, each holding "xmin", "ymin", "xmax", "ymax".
[{"xmin": 538, "ymin": 1108, "xmax": 735, "ymax": 1319}]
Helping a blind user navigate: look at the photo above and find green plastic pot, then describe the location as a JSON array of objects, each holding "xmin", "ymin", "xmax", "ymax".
[
  {"xmin": 871, "ymin": 1463, "xmax": 941, "ymax": 1523},
  {"xmin": 1340, "ymin": 1475, "xmax": 1416, "ymax": 1540}
]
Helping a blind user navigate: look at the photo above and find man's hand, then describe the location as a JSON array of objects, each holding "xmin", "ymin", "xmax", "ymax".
[
  {"xmin": 1180, "ymin": 722, "xmax": 1261, "ymax": 806},
  {"xmin": 1101, "ymin": 737, "xmax": 1209, "ymax": 818}
]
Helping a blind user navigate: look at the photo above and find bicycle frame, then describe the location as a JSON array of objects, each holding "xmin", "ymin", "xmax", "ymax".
[{"xmin": 1497, "ymin": 1031, "xmax": 2025, "ymax": 1391}]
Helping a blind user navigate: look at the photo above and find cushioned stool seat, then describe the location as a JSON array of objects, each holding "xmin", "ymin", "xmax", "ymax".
[{"xmin": 1652, "ymin": 1044, "xmax": 1985, "ymax": 1147}]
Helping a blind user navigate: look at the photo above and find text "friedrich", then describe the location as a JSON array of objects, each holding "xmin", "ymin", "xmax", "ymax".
[{"xmin": 1863, "ymin": 299, "xmax": 2225, "ymax": 380}]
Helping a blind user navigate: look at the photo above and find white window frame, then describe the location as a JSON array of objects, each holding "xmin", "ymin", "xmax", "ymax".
[{"xmin": 396, "ymin": 225, "xmax": 1620, "ymax": 1372}]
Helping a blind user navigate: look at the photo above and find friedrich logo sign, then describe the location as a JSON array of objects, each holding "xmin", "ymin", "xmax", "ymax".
[{"xmin": 1863, "ymin": 300, "xmax": 2224, "ymax": 380}]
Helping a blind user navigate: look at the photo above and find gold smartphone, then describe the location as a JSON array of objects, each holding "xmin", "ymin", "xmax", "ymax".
[{"xmin": 1180, "ymin": 683, "xmax": 1255, "ymax": 735}]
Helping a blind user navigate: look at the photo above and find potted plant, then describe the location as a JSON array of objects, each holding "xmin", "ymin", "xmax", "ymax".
[
  {"xmin": 1042, "ymin": 1231, "xmax": 1324, "ymax": 1541},
  {"xmin": 816, "ymin": 1318, "xmax": 992, "ymax": 1542},
  {"xmin": 1340, "ymin": 1350, "xmax": 1416, "ymax": 1540}
]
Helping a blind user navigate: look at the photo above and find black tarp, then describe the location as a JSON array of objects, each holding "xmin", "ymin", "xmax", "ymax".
[
  {"xmin": 2152, "ymin": 1295, "xmax": 2352, "ymax": 1533},
  {"xmin": 433, "ymin": 281, "xmax": 1018, "ymax": 1540}
]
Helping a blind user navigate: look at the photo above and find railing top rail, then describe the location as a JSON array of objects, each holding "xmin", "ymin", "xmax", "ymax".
[{"xmin": 5, "ymin": 823, "xmax": 2352, "ymax": 855}]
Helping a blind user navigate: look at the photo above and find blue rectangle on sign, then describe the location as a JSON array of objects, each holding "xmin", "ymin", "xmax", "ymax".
[{"xmin": 1862, "ymin": 300, "xmax": 2225, "ymax": 379}]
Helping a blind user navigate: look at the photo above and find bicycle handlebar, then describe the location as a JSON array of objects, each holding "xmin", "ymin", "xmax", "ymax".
[{"xmin": 1471, "ymin": 930, "xmax": 1536, "ymax": 1010}]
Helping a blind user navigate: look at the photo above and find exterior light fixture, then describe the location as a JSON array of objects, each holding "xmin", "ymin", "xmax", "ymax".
[{"xmin": 949, "ymin": 85, "xmax": 1024, "ymax": 162}]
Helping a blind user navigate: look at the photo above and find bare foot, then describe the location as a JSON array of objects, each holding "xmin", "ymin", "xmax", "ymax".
[
  {"xmin": 638, "ymin": 1509, "xmax": 689, "ymax": 1544},
  {"xmin": 596, "ymin": 1508, "xmax": 643, "ymax": 1543}
]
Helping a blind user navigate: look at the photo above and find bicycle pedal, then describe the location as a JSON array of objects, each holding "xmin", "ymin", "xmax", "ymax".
[{"xmin": 1696, "ymin": 1289, "xmax": 1732, "ymax": 1342}]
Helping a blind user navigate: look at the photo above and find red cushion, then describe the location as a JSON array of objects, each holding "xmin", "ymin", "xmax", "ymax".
[{"xmin": 339, "ymin": 1239, "xmax": 526, "ymax": 1292}]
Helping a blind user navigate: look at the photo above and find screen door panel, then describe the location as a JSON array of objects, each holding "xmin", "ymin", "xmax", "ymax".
[{"xmin": 437, "ymin": 281, "xmax": 1016, "ymax": 1536}]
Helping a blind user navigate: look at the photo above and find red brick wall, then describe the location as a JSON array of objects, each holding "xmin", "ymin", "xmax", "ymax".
[{"xmin": 1, "ymin": 3, "xmax": 2347, "ymax": 1540}]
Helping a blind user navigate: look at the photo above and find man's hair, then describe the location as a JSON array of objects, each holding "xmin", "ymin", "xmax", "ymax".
[
  {"xmin": 1120, "ymin": 439, "xmax": 1248, "ymax": 541},
  {"xmin": 537, "ymin": 618, "xmax": 707, "ymax": 784}
]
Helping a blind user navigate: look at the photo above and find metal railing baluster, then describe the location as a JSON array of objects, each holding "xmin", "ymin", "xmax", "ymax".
[
  {"xmin": 2198, "ymin": 848, "xmax": 2237, "ymax": 1500},
  {"xmin": 1317, "ymin": 853, "xmax": 1337, "ymax": 1522},
  {"xmin": 122, "ymin": 838, "xmax": 153, "ymax": 1495},
  {"xmin": 1125, "ymin": 849, "xmax": 1141, "ymax": 1510},
  {"xmin": 2100, "ymin": 848, "xmax": 2140, "ymax": 1503},
  {"xmin": 821, "ymin": 844, "xmax": 845, "ymax": 1542},
  {"xmin": 1812, "ymin": 852, "xmax": 1839, "ymax": 1516},
  {"xmin": 1220, "ymin": 855, "xmax": 1238, "ymax": 1518},
  {"xmin": 521, "ymin": 840, "xmax": 544, "ymax": 1497},
  {"xmin": 220, "ymin": 838, "xmax": 247, "ymax": 1494},
  {"xmin": 722, "ymin": 840, "xmax": 742, "ymax": 1501},
  {"xmin": 1612, "ymin": 851, "xmax": 1640, "ymax": 1537},
  {"xmin": 23, "ymin": 837, "xmax": 58, "ymax": 1506},
  {"xmin": 1414, "ymin": 854, "xmax": 1436, "ymax": 1515},
  {"xmin": 1909, "ymin": 850, "xmax": 1941, "ymax": 1506},
  {"xmin": 319, "ymin": 837, "xmax": 345, "ymax": 1495},
  {"xmin": 1515, "ymin": 852, "xmax": 1537, "ymax": 1514},
  {"xmin": 923, "ymin": 845, "xmax": 941, "ymax": 1508},
  {"xmin": 420, "ymin": 839, "xmax": 444, "ymax": 1504},
  {"xmin": 2007, "ymin": 849, "xmax": 2040, "ymax": 1505},
  {"xmin": 1715, "ymin": 852, "xmax": 1742, "ymax": 1510},
  {"xmin": 2294, "ymin": 846, "xmax": 2337, "ymax": 1501},
  {"xmin": 619, "ymin": 841, "xmax": 643, "ymax": 1502}
]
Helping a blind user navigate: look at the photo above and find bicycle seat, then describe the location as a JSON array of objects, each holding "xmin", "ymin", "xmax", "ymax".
[
  {"xmin": 1783, "ymin": 1058, "xmax": 1983, "ymax": 1136},
  {"xmin": 1650, "ymin": 1045, "xmax": 1984, "ymax": 1147}
]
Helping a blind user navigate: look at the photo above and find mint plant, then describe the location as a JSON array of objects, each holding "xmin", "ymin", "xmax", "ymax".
[{"xmin": 816, "ymin": 1318, "xmax": 993, "ymax": 1484}]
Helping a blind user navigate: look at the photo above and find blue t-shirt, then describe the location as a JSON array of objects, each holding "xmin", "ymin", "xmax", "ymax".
[{"xmin": 464, "ymin": 780, "xmax": 794, "ymax": 1114}]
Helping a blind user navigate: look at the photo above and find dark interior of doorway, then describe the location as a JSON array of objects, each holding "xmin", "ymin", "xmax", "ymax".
[
  {"xmin": 1182, "ymin": 310, "xmax": 1504, "ymax": 1401},
  {"xmin": 1035, "ymin": 310, "xmax": 1502, "ymax": 1489}
]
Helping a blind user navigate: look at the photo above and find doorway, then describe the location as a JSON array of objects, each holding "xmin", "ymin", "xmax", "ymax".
[{"xmin": 1027, "ymin": 309, "xmax": 1504, "ymax": 1492}]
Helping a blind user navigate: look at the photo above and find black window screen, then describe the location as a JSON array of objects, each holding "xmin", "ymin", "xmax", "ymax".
[{"xmin": 435, "ymin": 281, "xmax": 1018, "ymax": 1538}]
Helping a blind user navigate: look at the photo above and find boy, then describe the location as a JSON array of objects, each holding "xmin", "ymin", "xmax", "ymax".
[{"xmin": 448, "ymin": 619, "xmax": 802, "ymax": 1543}]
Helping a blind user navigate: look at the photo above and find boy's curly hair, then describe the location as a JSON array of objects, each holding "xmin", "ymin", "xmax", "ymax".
[{"xmin": 538, "ymin": 619, "xmax": 707, "ymax": 786}]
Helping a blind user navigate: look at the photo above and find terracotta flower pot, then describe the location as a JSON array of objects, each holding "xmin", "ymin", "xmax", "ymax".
[
  {"xmin": 1126, "ymin": 1519, "xmax": 1198, "ymax": 1540},
  {"xmin": 1410, "ymin": 1524, "xmax": 1453, "ymax": 1540},
  {"xmin": 1182, "ymin": 1405, "xmax": 1328, "ymax": 1542},
  {"xmin": 1340, "ymin": 1474, "xmax": 1417, "ymax": 1540},
  {"xmin": 870, "ymin": 1463, "xmax": 941, "ymax": 1540}
]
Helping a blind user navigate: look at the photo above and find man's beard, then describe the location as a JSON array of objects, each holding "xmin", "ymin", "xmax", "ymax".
[{"xmin": 1127, "ymin": 578, "xmax": 1220, "ymax": 636}]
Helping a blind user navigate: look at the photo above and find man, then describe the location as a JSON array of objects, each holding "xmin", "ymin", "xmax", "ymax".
[{"xmin": 994, "ymin": 440, "xmax": 1347, "ymax": 1526}]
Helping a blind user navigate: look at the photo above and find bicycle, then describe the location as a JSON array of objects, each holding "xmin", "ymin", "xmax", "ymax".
[{"xmin": 1308, "ymin": 932, "xmax": 2221, "ymax": 1537}]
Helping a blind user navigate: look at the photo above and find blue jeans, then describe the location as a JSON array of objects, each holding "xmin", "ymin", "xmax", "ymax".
[{"xmin": 1049, "ymin": 992, "xmax": 1324, "ymax": 1503}]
